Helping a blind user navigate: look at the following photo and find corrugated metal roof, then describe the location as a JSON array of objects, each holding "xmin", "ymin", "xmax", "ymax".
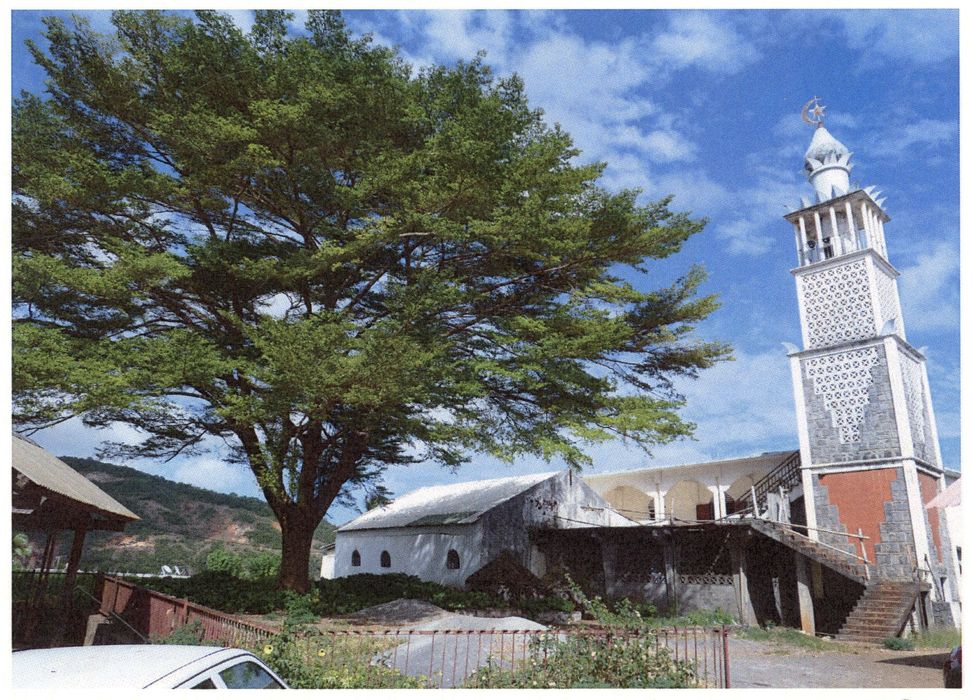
[
  {"xmin": 338, "ymin": 471, "xmax": 560, "ymax": 532},
  {"xmin": 13, "ymin": 435, "xmax": 139, "ymax": 522},
  {"xmin": 925, "ymin": 478, "xmax": 961, "ymax": 510}
]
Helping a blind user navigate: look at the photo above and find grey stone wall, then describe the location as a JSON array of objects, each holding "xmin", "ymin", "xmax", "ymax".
[
  {"xmin": 675, "ymin": 583, "xmax": 736, "ymax": 614},
  {"xmin": 811, "ymin": 476, "xmax": 856, "ymax": 556},
  {"xmin": 801, "ymin": 343, "xmax": 901, "ymax": 465},
  {"xmin": 931, "ymin": 601, "xmax": 954, "ymax": 628},
  {"xmin": 872, "ymin": 470, "xmax": 917, "ymax": 579}
]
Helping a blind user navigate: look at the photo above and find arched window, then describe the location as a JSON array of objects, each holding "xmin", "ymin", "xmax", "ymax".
[
  {"xmin": 380, "ymin": 550, "xmax": 391, "ymax": 568},
  {"xmin": 351, "ymin": 550, "xmax": 361, "ymax": 567},
  {"xmin": 446, "ymin": 549, "xmax": 460, "ymax": 570}
]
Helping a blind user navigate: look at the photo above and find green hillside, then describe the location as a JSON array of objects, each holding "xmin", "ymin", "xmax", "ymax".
[{"xmin": 30, "ymin": 457, "xmax": 336, "ymax": 577}]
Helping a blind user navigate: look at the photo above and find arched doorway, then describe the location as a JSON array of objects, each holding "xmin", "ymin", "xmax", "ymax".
[
  {"xmin": 602, "ymin": 485, "xmax": 655, "ymax": 522},
  {"xmin": 726, "ymin": 475, "xmax": 756, "ymax": 515},
  {"xmin": 665, "ymin": 479, "xmax": 714, "ymax": 521}
]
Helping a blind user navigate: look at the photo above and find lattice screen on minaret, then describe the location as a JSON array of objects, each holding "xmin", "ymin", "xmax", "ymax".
[
  {"xmin": 875, "ymin": 270, "xmax": 902, "ymax": 334},
  {"xmin": 805, "ymin": 346, "xmax": 880, "ymax": 443},
  {"xmin": 800, "ymin": 259, "xmax": 875, "ymax": 348},
  {"xmin": 900, "ymin": 354, "xmax": 928, "ymax": 455}
]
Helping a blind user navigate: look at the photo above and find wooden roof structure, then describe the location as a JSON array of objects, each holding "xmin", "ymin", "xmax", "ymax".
[{"xmin": 12, "ymin": 434, "xmax": 139, "ymax": 532}]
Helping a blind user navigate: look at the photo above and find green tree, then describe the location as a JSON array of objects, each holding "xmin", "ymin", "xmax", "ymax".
[
  {"xmin": 13, "ymin": 533, "xmax": 32, "ymax": 570},
  {"xmin": 363, "ymin": 484, "xmax": 393, "ymax": 512},
  {"xmin": 205, "ymin": 546, "xmax": 243, "ymax": 577},
  {"xmin": 13, "ymin": 10, "xmax": 730, "ymax": 591}
]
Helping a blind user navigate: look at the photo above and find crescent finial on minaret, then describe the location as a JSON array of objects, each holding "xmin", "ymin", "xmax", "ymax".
[{"xmin": 801, "ymin": 96, "xmax": 826, "ymax": 128}]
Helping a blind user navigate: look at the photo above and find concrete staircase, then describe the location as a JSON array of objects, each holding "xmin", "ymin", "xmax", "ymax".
[
  {"xmin": 836, "ymin": 580, "xmax": 917, "ymax": 643},
  {"xmin": 748, "ymin": 519, "xmax": 869, "ymax": 584}
]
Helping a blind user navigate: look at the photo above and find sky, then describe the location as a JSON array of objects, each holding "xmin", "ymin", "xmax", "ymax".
[{"xmin": 9, "ymin": 6, "xmax": 962, "ymax": 526}]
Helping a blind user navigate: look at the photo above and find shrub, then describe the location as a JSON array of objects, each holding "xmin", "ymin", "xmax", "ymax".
[
  {"xmin": 521, "ymin": 595, "xmax": 575, "ymax": 617},
  {"xmin": 883, "ymin": 636, "xmax": 915, "ymax": 651},
  {"xmin": 465, "ymin": 633, "xmax": 697, "ymax": 688},
  {"xmin": 250, "ymin": 605, "xmax": 424, "ymax": 689},
  {"xmin": 206, "ymin": 547, "xmax": 243, "ymax": 577},
  {"xmin": 133, "ymin": 571, "xmax": 287, "ymax": 614},
  {"xmin": 154, "ymin": 620, "xmax": 207, "ymax": 645},
  {"xmin": 314, "ymin": 573, "xmax": 504, "ymax": 615}
]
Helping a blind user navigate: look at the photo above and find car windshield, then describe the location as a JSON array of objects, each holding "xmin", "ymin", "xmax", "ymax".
[{"xmin": 219, "ymin": 661, "xmax": 284, "ymax": 689}]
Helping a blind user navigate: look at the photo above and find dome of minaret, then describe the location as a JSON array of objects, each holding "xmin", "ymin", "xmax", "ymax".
[
  {"xmin": 798, "ymin": 98, "xmax": 853, "ymax": 202},
  {"xmin": 803, "ymin": 124, "xmax": 851, "ymax": 176}
]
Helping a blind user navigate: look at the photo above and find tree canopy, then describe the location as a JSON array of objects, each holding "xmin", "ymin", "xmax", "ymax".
[{"xmin": 13, "ymin": 10, "xmax": 730, "ymax": 590}]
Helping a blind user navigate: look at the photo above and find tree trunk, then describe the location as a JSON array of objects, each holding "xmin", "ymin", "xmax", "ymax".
[{"xmin": 277, "ymin": 511, "xmax": 319, "ymax": 593}]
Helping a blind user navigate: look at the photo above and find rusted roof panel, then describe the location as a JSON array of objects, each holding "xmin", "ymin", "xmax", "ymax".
[{"xmin": 12, "ymin": 434, "xmax": 139, "ymax": 523}]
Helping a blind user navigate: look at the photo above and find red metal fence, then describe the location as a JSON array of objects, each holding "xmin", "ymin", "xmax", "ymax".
[{"xmin": 98, "ymin": 575, "xmax": 276, "ymax": 646}]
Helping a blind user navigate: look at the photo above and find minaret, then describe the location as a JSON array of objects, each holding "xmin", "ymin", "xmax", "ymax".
[{"xmin": 784, "ymin": 99, "xmax": 959, "ymax": 623}]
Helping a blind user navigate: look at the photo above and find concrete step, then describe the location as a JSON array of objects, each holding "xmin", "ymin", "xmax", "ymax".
[
  {"xmin": 841, "ymin": 620, "xmax": 901, "ymax": 629},
  {"xmin": 837, "ymin": 634, "xmax": 892, "ymax": 643}
]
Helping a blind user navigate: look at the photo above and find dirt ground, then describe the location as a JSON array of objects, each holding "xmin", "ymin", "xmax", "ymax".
[{"xmin": 728, "ymin": 636, "xmax": 950, "ymax": 689}]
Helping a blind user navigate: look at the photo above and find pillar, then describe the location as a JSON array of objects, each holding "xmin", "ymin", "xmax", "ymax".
[
  {"xmin": 732, "ymin": 536, "xmax": 757, "ymax": 625},
  {"xmin": 829, "ymin": 206, "xmax": 843, "ymax": 256},
  {"xmin": 813, "ymin": 210, "xmax": 826, "ymax": 256},
  {"xmin": 860, "ymin": 201, "xmax": 872, "ymax": 250},
  {"xmin": 844, "ymin": 201, "xmax": 857, "ymax": 251},
  {"xmin": 798, "ymin": 216, "xmax": 810, "ymax": 264},
  {"xmin": 794, "ymin": 552, "xmax": 816, "ymax": 636}
]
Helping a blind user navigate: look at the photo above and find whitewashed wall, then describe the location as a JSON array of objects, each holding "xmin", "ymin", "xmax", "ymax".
[
  {"xmin": 320, "ymin": 552, "xmax": 335, "ymax": 580},
  {"xmin": 333, "ymin": 523, "xmax": 484, "ymax": 587}
]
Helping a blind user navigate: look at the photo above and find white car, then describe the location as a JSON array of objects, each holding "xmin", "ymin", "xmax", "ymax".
[{"xmin": 12, "ymin": 644, "xmax": 288, "ymax": 689}]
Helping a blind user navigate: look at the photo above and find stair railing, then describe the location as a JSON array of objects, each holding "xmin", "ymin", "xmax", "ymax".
[
  {"xmin": 752, "ymin": 518, "xmax": 871, "ymax": 579},
  {"xmin": 736, "ymin": 450, "xmax": 802, "ymax": 518}
]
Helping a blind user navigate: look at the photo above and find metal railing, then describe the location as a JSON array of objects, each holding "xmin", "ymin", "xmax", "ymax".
[
  {"xmin": 305, "ymin": 625, "xmax": 730, "ymax": 689},
  {"xmin": 98, "ymin": 575, "xmax": 276, "ymax": 646},
  {"xmin": 735, "ymin": 450, "xmax": 802, "ymax": 516}
]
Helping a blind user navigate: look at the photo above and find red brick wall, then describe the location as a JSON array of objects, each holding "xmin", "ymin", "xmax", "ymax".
[
  {"xmin": 917, "ymin": 472, "xmax": 943, "ymax": 563},
  {"xmin": 818, "ymin": 468, "xmax": 897, "ymax": 563}
]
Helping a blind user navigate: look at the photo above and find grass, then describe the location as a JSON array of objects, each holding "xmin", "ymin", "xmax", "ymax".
[
  {"xmin": 910, "ymin": 627, "xmax": 961, "ymax": 649},
  {"xmin": 647, "ymin": 609, "xmax": 735, "ymax": 628},
  {"xmin": 736, "ymin": 625, "xmax": 851, "ymax": 653}
]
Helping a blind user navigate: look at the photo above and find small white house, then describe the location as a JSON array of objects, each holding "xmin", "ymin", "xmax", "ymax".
[{"xmin": 332, "ymin": 470, "xmax": 635, "ymax": 587}]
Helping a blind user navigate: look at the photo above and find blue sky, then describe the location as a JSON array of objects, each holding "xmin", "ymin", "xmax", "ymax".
[{"xmin": 11, "ymin": 7, "xmax": 961, "ymax": 525}]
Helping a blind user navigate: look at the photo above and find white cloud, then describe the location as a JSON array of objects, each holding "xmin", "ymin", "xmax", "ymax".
[
  {"xmin": 870, "ymin": 118, "xmax": 957, "ymax": 160},
  {"xmin": 173, "ymin": 456, "xmax": 257, "ymax": 497},
  {"xmin": 674, "ymin": 347, "xmax": 797, "ymax": 449},
  {"xmin": 649, "ymin": 12, "xmax": 761, "ymax": 75},
  {"xmin": 897, "ymin": 240, "xmax": 960, "ymax": 332},
  {"xmin": 30, "ymin": 416, "xmax": 142, "ymax": 458},
  {"xmin": 837, "ymin": 10, "xmax": 958, "ymax": 67},
  {"xmin": 224, "ymin": 9, "xmax": 255, "ymax": 35}
]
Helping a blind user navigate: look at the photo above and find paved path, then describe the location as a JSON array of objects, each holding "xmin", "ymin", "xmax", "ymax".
[
  {"xmin": 379, "ymin": 614, "xmax": 549, "ymax": 688},
  {"xmin": 728, "ymin": 637, "xmax": 949, "ymax": 688}
]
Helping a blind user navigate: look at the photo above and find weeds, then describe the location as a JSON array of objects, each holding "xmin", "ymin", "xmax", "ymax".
[
  {"xmin": 737, "ymin": 625, "xmax": 849, "ymax": 652},
  {"xmin": 882, "ymin": 636, "xmax": 915, "ymax": 651},
  {"xmin": 910, "ymin": 627, "xmax": 961, "ymax": 649},
  {"xmin": 464, "ymin": 633, "xmax": 698, "ymax": 688}
]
